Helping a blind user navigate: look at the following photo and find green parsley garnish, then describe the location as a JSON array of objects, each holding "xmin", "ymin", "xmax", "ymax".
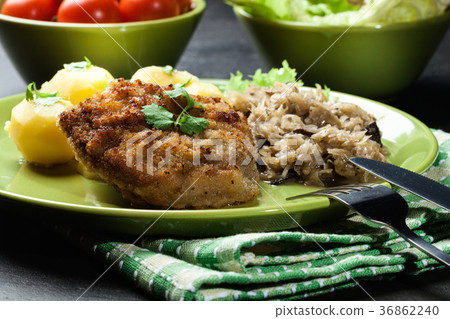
[
  {"xmin": 142, "ymin": 82, "xmax": 209, "ymax": 135},
  {"xmin": 176, "ymin": 113, "xmax": 210, "ymax": 135},
  {"xmin": 142, "ymin": 103, "xmax": 175, "ymax": 131},
  {"xmin": 162, "ymin": 65, "xmax": 175, "ymax": 76},
  {"xmin": 26, "ymin": 82, "xmax": 62, "ymax": 106},
  {"xmin": 63, "ymin": 56, "xmax": 92, "ymax": 71}
]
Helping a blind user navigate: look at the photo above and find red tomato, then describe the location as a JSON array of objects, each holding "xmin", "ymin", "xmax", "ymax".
[
  {"xmin": 1, "ymin": 0, "xmax": 58, "ymax": 21},
  {"xmin": 119, "ymin": 0, "xmax": 180, "ymax": 22},
  {"xmin": 57, "ymin": 0, "xmax": 122, "ymax": 23}
]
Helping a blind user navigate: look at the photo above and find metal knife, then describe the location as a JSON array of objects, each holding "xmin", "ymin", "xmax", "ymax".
[{"xmin": 350, "ymin": 157, "xmax": 450, "ymax": 211}]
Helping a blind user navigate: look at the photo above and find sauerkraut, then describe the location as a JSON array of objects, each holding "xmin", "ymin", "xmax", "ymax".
[{"xmin": 230, "ymin": 82, "xmax": 389, "ymax": 186}]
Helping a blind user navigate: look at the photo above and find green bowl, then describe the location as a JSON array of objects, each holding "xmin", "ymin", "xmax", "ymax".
[
  {"xmin": 0, "ymin": 0, "xmax": 205, "ymax": 85},
  {"xmin": 234, "ymin": 7, "xmax": 450, "ymax": 99}
]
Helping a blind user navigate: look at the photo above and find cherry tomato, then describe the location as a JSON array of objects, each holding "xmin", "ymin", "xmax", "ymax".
[
  {"xmin": 57, "ymin": 0, "xmax": 122, "ymax": 23},
  {"xmin": 176, "ymin": 0, "xmax": 191, "ymax": 13},
  {"xmin": 1, "ymin": 0, "xmax": 58, "ymax": 21},
  {"xmin": 119, "ymin": 0, "xmax": 180, "ymax": 22}
]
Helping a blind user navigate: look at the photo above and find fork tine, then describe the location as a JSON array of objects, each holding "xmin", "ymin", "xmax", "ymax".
[
  {"xmin": 286, "ymin": 183, "xmax": 377, "ymax": 201},
  {"xmin": 285, "ymin": 192, "xmax": 332, "ymax": 200}
]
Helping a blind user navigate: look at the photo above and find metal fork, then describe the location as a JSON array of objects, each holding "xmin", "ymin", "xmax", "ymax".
[{"xmin": 286, "ymin": 183, "xmax": 450, "ymax": 267}]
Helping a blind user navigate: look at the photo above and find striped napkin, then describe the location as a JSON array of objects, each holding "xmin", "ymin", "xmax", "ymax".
[{"xmin": 61, "ymin": 130, "xmax": 450, "ymax": 301}]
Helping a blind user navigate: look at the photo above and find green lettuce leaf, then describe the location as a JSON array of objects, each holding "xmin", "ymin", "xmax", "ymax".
[
  {"xmin": 227, "ymin": 71, "xmax": 251, "ymax": 93},
  {"xmin": 225, "ymin": 0, "xmax": 450, "ymax": 25},
  {"xmin": 225, "ymin": 60, "xmax": 303, "ymax": 93}
]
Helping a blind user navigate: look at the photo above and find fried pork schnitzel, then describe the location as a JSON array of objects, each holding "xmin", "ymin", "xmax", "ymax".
[{"xmin": 58, "ymin": 79, "xmax": 259, "ymax": 209}]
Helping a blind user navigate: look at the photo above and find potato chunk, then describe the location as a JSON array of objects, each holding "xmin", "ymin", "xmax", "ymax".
[
  {"xmin": 5, "ymin": 99, "xmax": 74, "ymax": 166},
  {"xmin": 130, "ymin": 65, "xmax": 199, "ymax": 86},
  {"xmin": 185, "ymin": 82, "xmax": 227, "ymax": 100},
  {"xmin": 41, "ymin": 65, "xmax": 114, "ymax": 105},
  {"xmin": 131, "ymin": 65, "xmax": 228, "ymax": 101}
]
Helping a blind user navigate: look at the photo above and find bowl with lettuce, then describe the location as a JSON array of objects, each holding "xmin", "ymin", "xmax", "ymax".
[{"xmin": 226, "ymin": 0, "xmax": 450, "ymax": 98}]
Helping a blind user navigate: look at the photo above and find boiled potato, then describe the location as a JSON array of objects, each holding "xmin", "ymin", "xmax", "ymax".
[
  {"xmin": 131, "ymin": 65, "xmax": 199, "ymax": 86},
  {"xmin": 41, "ymin": 62, "xmax": 114, "ymax": 105},
  {"xmin": 5, "ymin": 99, "xmax": 74, "ymax": 167},
  {"xmin": 185, "ymin": 82, "xmax": 228, "ymax": 101},
  {"xmin": 132, "ymin": 65, "xmax": 228, "ymax": 101}
]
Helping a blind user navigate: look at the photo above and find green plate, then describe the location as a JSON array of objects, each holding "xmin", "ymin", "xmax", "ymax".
[{"xmin": 0, "ymin": 87, "xmax": 438, "ymax": 237}]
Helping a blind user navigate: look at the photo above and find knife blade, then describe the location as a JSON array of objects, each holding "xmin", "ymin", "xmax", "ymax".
[{"xmin": 350, "ymin": 157, "xmax": 450, "ymax": 211}]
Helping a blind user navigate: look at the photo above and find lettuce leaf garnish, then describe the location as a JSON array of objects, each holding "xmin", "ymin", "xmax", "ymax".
[{"xmin": 225, "ymin": 60, "xmax": 303, "ymax": 93}]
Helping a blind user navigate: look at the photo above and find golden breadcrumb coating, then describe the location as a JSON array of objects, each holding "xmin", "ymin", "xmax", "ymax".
[{"xmin": 59, "ymin": 79, "xmax": 259, "ymax": 209}]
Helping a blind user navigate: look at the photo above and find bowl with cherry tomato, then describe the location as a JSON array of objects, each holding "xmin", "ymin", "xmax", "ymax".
[{"xmin": 0, "ymin": 0, "xmax": 205, "ymax": 84}]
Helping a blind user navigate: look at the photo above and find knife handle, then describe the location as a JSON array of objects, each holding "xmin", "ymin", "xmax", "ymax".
[{"xmin": 393, "ymin": 223, "xmax": 450, "ymax": 268}]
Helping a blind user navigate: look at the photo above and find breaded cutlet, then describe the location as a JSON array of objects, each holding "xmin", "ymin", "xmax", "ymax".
[{"xmin": 58, "ymin": 79, "xmax": 260, "ymax": 209}]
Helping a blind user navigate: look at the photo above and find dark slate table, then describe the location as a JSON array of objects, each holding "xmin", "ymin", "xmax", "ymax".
[{"xmin": 0, "ymin": 0, "xmax": 449, "ymax": 300}]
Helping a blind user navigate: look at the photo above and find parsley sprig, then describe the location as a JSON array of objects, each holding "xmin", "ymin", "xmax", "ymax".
[
  {"xmin": 142, "ymin": 82, "xmax": 209, "ymax": 135},
  {"xmin": 161, "ymin": 65, "xmax": 175, "ymax": 76},
  {"xmin": 26, "ymin": 82, "xmax": 62, "ymax": 106},
  {"xmin": 63, "ymin": 56, "xmax": 92, "ymax": 71}
]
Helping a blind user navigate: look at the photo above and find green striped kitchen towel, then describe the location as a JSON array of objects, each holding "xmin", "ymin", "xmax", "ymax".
[{"xmin": 61, "ymin": 129, "xmax": 450, "ymax": 301}]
